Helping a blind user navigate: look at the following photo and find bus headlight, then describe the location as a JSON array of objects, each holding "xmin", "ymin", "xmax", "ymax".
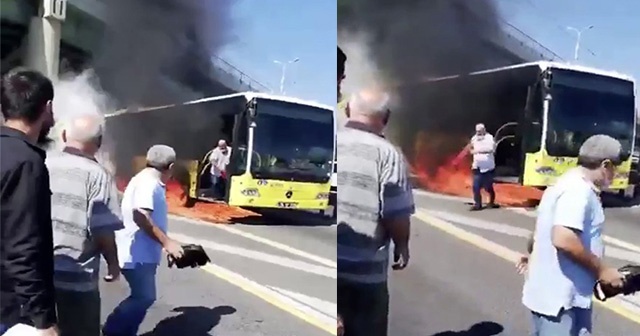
[
  {"xmin": 241, "ymin": 188, "xmax": 260, "ymax": 197},
  {"xmin": 316, "ymin": 192, "xmax": 330, "ymax": 200}
]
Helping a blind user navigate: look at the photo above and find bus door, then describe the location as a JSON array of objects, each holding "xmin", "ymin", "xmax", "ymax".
[
  {"xmin": 225, "ymin": 99, "xmax": 255, "ymax": 203},
  {"xmin": 519, "ymin": 81, "xmax": 544, "ymax": 185}
]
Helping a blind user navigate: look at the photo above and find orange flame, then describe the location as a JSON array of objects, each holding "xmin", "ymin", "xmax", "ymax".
[
  {"xmin": 116, "ymin": 177, "xmax": 257, "ymax": 224},
  {"xmin": 410, "ymin": 131, "xmax": 542, "ymax": 207}
]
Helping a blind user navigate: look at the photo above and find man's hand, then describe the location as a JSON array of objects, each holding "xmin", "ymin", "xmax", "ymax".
[
  {"xmin": 163, "ymin": 239, "xmax": 184, "ymax": 259},
  {"xmin": 392, "ymin": 244, "xmax": 410, "ymax": 270},
  {"xmin": 599, "ymin": 267, "xmax": 625, "ymax": 288},
  {"xmin": 37, "ymin": 325, "xmax": 59, "ymax": 336},
  {"xmin": 104, "ymin": 263, "xmax": 121, "ymax": 282},
  {"xmin": 515, "ymin": 255, "xmax": 529, "ymax": 275}
]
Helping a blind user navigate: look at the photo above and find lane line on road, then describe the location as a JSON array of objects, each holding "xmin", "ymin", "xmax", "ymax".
[
  {"xmin": 200, "ymin": 263, "xmax": 336, "ymax": 335},
  {"xmin": 502, "ymin": 207, "xmax": 640, "ymax": 254},
  {"xmin": 413, "ymin": 209, "xmax": 640, "ymax": 325},
  {"xmin": 170, "ymin": 214, "xmax": 337, "ymax": 269},
  {"xmin": 414, "ymin": 191, "xmax": 640, "ymax": 255},
  {"xmin": 170, "ymin": 232, "xmax": 336, "ymax": 278}
]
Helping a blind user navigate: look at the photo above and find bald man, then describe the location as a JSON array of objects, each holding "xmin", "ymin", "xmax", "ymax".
[
  {"xmin": 337, "ymin": 89, "xmax": 414, "ymax": 336},
  {"xmin": 209, "ymin": 139, "xmax": 231, "ymax": 199},
  {"xmin": 45, "ymin": 114, "xmax": 123, "ymax": 336},
  {"xmin": 470, "ymin": 123, "xmax": 498, "ymax": 210}
]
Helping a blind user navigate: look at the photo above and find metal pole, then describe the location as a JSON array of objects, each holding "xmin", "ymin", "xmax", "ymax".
[
  {"xmin": 567, "ymin": 25, "xmax": 594, "ymax": 61},
  {"xmin": 274, "ymin": 58, "xmax": 299, "ymax": 94}
]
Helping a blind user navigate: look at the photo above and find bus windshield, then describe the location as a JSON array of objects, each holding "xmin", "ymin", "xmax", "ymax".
[
  {"xmin": 250, "ymin": 99, "xmax": 334, "ymax": 182},
  {"xmin": 546, "ymin": 69, "xmax": 636, "ymax": 158}
]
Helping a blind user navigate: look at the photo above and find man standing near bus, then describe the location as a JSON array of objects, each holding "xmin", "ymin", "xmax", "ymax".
[
  {"xmin": 337, "ymin": 88, "xmax": 414, "ymax": 336},
  {"xmin": 209, "ymin": 139, "xmax": 231, "ymax": 199},
  {"xmin": 522, "ymin": 134, "xmax": 625, "ymax": 335},
  {"xmin": 470, "ymin": 123, "xmax": 498, "ymax": 211}
]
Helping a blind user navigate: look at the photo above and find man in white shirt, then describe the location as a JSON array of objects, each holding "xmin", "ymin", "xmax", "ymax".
[
  {"xmin": 102, "ymin": 145, "xmax": 184, "ymax": 336},
  {"xmin": 522, "ymin": 134, "xmax": 625, "ymax": 335},
  {"xmin": 469, "ymin": 123, "xmax": 497, "ymax": 211},
  {"xmin": 209, "ymin": 139, "xmax": 231, "ymax": 199}
]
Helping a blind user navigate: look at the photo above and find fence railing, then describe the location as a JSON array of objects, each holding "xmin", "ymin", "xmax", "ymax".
[
  {"xmin": 210, "ymin": 55, "xmax": 272, "ymax": 93},
  {"xmin": 500, "ymin": 21, "xmax": 564, "ymax": 62}
]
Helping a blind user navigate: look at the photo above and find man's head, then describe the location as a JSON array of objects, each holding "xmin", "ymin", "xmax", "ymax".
[
  {"xmin": 1, "ymin": 68, "xmax": 55, "ymax": 144},
  {"xmin": 62, "ymin": 114, "xmax": 104, "ymax": 156},
  {"xmin": 217, "ymin": 139, "xmax": 228, "ymax": 154},
  {"xmin": 146, "ymin": 144, "xmax": 177, "ymax": 182},
  {"xmin": 347, "ymin": 88, "xmax": 391, "ymax": 135},
  {"xmin": 577, "ymin": 134, "xmax": 623, "ymax": 188},
  {"xmin": 338, "ymin": 46, "xmax": 347, "ymax": 101},
  {"xmin": 475, "ymin": 123, "xmax": 486, "ymax": 136}
]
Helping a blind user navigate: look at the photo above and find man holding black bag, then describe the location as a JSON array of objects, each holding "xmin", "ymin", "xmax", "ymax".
[{"xmin": 102, "ymin": 145, "xmax": 184, "ymax": 336}]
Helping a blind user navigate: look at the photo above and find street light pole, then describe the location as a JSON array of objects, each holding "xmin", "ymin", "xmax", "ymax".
[
  {"xmin": 566, "ymin": 25, "xmax": 594, "ymax": 61},
  {"xmin": 274, "ymin": 58, "xmax": 299, "ymax": 94}
]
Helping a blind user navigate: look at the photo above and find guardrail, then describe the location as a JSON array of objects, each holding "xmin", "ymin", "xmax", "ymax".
[{"xmin": 211, "ymin": 55, "xmax": 272, "ymax": 93}]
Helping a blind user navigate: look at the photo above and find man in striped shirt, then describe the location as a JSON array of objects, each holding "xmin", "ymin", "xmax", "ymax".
[
  {"xmin": 337, "ymin": 89, "xmax": 415, "ymax": 336},
  {"xmin": 46, "ymin": 114, "xmax": 123, "ymax": 336}
]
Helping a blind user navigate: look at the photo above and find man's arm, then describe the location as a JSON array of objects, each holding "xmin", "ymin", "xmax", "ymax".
[
  {"xmin": 379, "ymin": 150, "xmax": 415, "ymax": 249},
  {"xmin": 130, "ymin": 183, "xmax": 171, "ymax": 247},
  {"xmin": 89, "ymin": 173, "xmax": 124, "ymax": 266},
  {"xmin": 526, "ymin": 232, "xmax": 534, "ymax": 254},
  {"xmin": 551, "ymin": 189, "xmax": 603, "ymax": 276},
  {"xmin": 3, "ymin": 161, "xmax": 57, "ymax": 329}
]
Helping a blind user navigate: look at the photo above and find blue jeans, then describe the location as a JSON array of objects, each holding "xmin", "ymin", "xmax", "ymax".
[
  {"xmin": 531, "ymin": 308, "xmax": 592, "ymax": 336},
  {"xmin": 472, "ymin": 168, "xmax": 495, "ymax": 207},
  {"xmin": 0, "ymin": 324, "xmax": 6, "ymax": 335},
  {"xmin": 103, "ymin": 263, "xmax": 158, "ymax": 336}
]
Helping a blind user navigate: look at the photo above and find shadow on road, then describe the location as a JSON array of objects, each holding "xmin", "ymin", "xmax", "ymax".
[
  {"xmin": 431, "ymin": 321, "xmax": 504, "ymax": 336},
  {"xmin": 232, "ymin": 208, "xmax": 335, "ymax": 227},
  {"xmin": 141, "ymin": 305, "xmax": 236, "ymax": 336}
]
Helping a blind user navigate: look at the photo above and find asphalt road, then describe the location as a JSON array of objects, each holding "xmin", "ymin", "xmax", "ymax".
[
  {"xmin": 389, "ymin": 190, "xmax": 640, "ymax": 335},
  {"xmin": 100, "ymin": 211, "xmax": 337, "ymax": 336},
  {"xmin": 98, "ymin": 191, "xmax": 639, "ymax": 335}
]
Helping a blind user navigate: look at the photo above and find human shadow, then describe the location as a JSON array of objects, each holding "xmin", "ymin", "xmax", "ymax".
[
  {"xmin": 141, "ymin": 305, "xmax": 236, "ymax": 336},
  {"xmin": 431, "ymin": 321, "xmax": 504, "ymax": 336}
]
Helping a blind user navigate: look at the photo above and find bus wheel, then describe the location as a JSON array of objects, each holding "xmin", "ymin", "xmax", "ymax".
[{"xmin": 184, "ymin": 197, "xmax": 197, "ymax": 208}]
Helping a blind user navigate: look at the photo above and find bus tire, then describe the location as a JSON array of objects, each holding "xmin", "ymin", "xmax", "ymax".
[{"xmin": 184, "ymin": 197, "xmax": 197, "ymax": 208}]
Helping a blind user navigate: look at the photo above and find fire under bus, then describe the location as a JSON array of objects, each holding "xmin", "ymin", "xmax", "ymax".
[
  {"xmin": 418, "ymin": 61, "xmax": 637, "ymax": 195},
  {"xmin": 105, "ymin": 92, "xmax": 336, "ymax": 211}
]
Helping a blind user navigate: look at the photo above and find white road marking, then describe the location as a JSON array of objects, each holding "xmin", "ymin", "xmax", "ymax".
[
  {"xmin": 170, "ymin": 232, "xmax": 336, "ymax": 279},
  {"xmin": 268, "ymin": 285, "xmax": 337, "ymax": 321},
  {"xmin": 415, "ymin": 191, "xmax": 640, "ymax": 254},
  {"xmin": 428, "ymin": 211, "xmax": 640, "ymax": 264},
  {"xmin": 169, "ymin": 214, "xmax": 337, "ymax": 269}
]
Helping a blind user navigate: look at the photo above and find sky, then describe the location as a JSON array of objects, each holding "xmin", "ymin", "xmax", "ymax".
[
  {"xmin": 495, "ymin": 0, "xmax": 639, "ymax": 104},
  {"xmin": 218, "ymin": 0, "xmax": 337, "ymax": 106}
]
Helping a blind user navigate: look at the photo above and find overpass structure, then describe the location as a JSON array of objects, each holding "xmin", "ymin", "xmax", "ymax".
[
  {"xmin": 459, "ymin": 2, "xmax": 563, "ymax": 66},
  {"xmin": 1, "ymin": 0, "xmax": 269, "ymax": 102}
]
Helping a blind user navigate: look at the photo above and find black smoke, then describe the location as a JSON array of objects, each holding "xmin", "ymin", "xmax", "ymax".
[
  {"xmin": 338, "ymin": 0, "xmax": 526, "ymax": 163},
  {"xmin": 93, "ymin": 0, "xmax": 236, "ymax": 108}
]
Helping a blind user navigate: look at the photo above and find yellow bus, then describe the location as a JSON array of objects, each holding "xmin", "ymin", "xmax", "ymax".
[
  {"xmin": 105, "ymin": 92, "xmax": 336, "ymax": 210},
  {"xmin": 404, "ymin": 61, "xmax": 637, "ymax": 190}
]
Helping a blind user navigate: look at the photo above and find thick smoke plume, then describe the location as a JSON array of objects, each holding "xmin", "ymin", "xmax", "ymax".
[
  {"xmin": 339, "ymin": 0, "xmax": 519, "ymax": 163},
  {"xmin": 49, "ymin": 70, "xmax": 116, "ymax": 174},
  {"xmin": 93, "ymin": 0, "xmax": 235, "ymax": 108},
  {"xmin": 54, "ymin": 0, "xmax": 237, "ymax": 177}
]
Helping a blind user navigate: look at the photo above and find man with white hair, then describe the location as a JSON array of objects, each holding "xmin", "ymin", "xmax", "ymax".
[
  {"xmin": 522, "ymin": 134, "xmax": 625, "ymax": 335},
  {"xmin": 45, "ymin": 113, "xmax": 123, "ymax": 336},
  {"xmin": 337, "ymin": 88, "xmax": 414, "ymax": 336},
  {"xmin": 469, "ymin": 123, "xmax": 498, "ymax": 211},
  {"xmin": 103, "ymin": 145, "xmax": 184, "ymax": 336},
  {"xmin": 208, "ymin": 139, "xmax": 231, "ymax": 199}
]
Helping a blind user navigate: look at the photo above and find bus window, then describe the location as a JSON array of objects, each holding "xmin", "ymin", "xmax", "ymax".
[
  {"xmin": 250, "ymin": 99, "xmax": 334, "ymax": 183},
  {"xmin": 546, "ymin": 70, "xmax": 635, "ymax": 158}
]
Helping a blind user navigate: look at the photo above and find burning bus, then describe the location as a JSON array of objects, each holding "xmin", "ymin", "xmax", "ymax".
[
  {"xmin": 105, "ymin": 92, "xmax": 336, "ymax": 211},
  {"xmin": 404, "ymin": 61, "xmax": 637, "ymax": 193}
]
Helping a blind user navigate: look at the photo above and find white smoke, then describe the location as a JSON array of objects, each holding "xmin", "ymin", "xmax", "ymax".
[{"xmin": 49, "ymin": 70, "xmax": 117, "ymax": 174}]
